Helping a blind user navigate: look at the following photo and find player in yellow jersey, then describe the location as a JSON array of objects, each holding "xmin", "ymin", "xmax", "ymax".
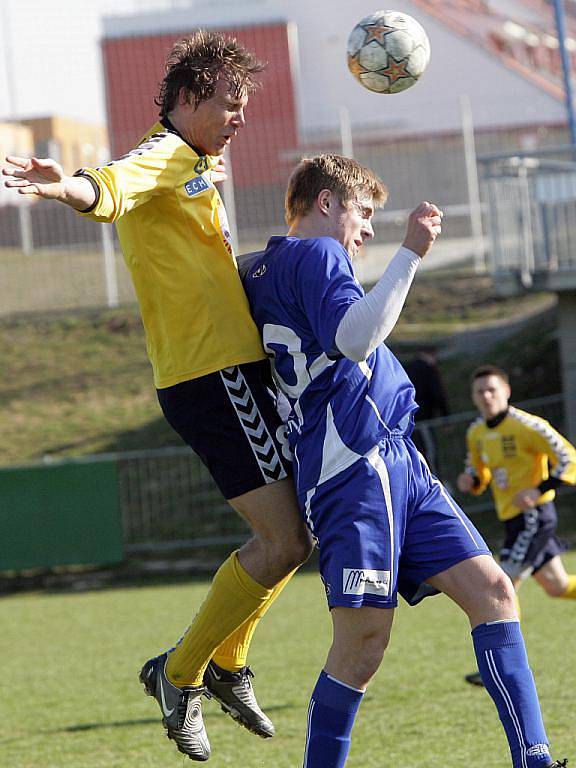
[
  {"xmin": 457, "ymin": 365, "xmax": 576, "ymax": 686},
  {"xmin": 3, "ymin": 31, "xmax": 313, "ymax": 761}
]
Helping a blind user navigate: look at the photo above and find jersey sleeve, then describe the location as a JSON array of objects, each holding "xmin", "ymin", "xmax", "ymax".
[
  {"xmin": 294, "ymin": 238, "xmax": 363, "ymax": 355},
  {"xmin": 527, "ymin": 416, "xmax": 576, "ymax": 486},
  {"xmin": 464, "ymin": 423, "xmax": 491, "ymax": 495},
  {"xmin": 75, "ymin": 133, "xmax": 216, "ymax": 223}
]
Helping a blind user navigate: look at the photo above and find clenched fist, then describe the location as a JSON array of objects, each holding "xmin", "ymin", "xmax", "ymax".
[{"xmin": 402, "ymin": 201, "xmax": 443, "ymax": 258}]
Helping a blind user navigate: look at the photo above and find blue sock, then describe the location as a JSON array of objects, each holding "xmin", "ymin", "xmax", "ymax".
[
  {"xmin": 303, "ymin": 670, "xmax": 364, "ymax": 768},
  {"xmin": 472, "ymin": 621, "xmax": 551, "ymax": 768}
]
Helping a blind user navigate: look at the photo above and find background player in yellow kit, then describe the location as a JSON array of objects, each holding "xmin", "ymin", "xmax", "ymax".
[
  {"xmin": 3, "ymin": 30, "xmax": 313, "ymax": 761},
  {"xmin": 457, "ymin": 364, "xmax": 576, "ymax": 686}
]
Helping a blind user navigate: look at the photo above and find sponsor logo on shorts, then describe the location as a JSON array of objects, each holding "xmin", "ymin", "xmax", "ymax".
[
  {"xmin": 526, "ymin": 745, "xmax": 549, "ymax": 758},
  {"xmin": 184, "ymin": 176, "xmax": 210, "ymax": 197},
  {"xmin": 343, "ymin": 568, "xmax": 390, "ymax": 596}
]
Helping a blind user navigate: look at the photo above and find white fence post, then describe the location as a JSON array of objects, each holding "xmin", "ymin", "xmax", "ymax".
[
  {"xmin": 221, "ymin": 149, "xmax": 239, "ymax": 254},
  {"xmin": 459, "ymin": 94, "xmax": 486, "ymax": 273},
  {"xmin": 18, "ymin": 203, "xmax": 33, "ymax": 255},
  {"xmin": 101, "ymin": 224, "xmax": 119, "ymax": 308},
  {"xmin": 339, "ymin": 106, "xmax": 354, "ymax": 159}
]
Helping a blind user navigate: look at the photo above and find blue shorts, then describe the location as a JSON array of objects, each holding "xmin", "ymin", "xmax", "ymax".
[{"xmin": 299, "ymin": 436, "xmax": 491, "ymax": 609}]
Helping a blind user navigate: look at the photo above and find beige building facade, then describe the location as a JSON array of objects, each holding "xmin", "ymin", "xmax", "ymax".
[{"xmin": 20, "ymin": 116, "xmax": 109, "ymax": 173}]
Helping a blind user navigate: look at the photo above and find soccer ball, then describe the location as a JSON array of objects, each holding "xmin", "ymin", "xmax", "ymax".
[{"xmin": 347, "ymin": 10, "xmax": 431, "ymax": 94}]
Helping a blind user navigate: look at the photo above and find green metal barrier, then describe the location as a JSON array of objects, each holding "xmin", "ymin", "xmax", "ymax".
[{"xmin": 0, "ymin": 460, "xmax": 123, "ymax": 571}]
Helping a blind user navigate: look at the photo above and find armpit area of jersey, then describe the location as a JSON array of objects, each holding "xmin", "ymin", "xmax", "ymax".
[{"xmin": 538, "ymin": 476, "xmax": 564, "ymax": 494}]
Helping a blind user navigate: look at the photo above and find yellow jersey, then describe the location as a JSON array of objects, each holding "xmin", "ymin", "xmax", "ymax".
[
  {"xmin": 77, "ymin": 121, "xmax": 265, "ymax": 389},
  {"xmin": 464, "ymin": 406, "xmax": 576, "ymax": 521}
]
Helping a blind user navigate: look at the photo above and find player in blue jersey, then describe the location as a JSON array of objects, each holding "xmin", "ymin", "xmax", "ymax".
[{"xmin": 242, "ymin": 154, "xmax": 567, "ymax": 768}]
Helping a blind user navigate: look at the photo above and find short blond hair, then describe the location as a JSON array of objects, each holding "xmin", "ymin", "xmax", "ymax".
[{"xmin": 285, "ymin": 154, "xmax": 388, "ymax": 225}]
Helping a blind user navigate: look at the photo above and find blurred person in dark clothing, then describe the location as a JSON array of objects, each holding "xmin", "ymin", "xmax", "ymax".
[{"xmin": 403, "ymin": 346, "xmax": 449, "ymax": 476}]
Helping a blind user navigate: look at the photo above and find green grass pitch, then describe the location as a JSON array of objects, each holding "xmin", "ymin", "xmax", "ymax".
[{"xmin": 1, "ymin": 556, "xmax": 574, "ymax": 767}]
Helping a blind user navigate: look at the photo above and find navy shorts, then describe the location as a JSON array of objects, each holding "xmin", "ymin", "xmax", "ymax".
[
  {"xmin": 157, "ymin": 360, "xmax": 292, "ymax": 499},
  {"xmin": 499, "ymin": 502, "xmax": 565, "ymax": 581},
  {"xmin": 299, "ymin": 435, "xmax": 491, "ymax": 609}
]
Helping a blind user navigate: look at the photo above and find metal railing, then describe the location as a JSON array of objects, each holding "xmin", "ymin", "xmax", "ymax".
[
  {"xmin": 480, "ymin": 146, "xmax": 576, "ymax": 280},
  {"xmin": 9, "ymin": 393, "xmax": 570, "ymax": 561},
  {"xmin": 1, "ymin": 123, "xmax": 572, "ymax": 317}
]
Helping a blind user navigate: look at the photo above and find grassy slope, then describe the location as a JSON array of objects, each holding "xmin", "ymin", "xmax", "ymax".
[
  {"xmin": 0, "ymin": 311, "xmax": 175, "ymax": 465},
  {"xmin": 0, "ymin": 563, "xmax": 574, "ymax": 768},
  {"xmin": 0, "ymin": 269, "xmax": 560, "ymax": 465}
]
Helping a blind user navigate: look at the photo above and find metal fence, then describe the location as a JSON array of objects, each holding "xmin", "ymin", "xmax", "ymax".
[
  {"xmin": 15, "ymin": 393, "xmax": 571, "ymax": 567},
  {"xmin": 1, "ymin": 122, "xmax": 571, "ymax": 317},
  {"xmin": 480, "ymin": 145, "xmax": 576, "ymax": 281}
]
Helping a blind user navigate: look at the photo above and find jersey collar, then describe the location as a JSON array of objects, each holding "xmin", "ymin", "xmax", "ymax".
[
  {"xmin": 486, "ymin": 408, "xmax": 509, "ymax": 429},
  {"xmin": 160, "ymin": 117, "xmax": 208, "ymax": 159}
]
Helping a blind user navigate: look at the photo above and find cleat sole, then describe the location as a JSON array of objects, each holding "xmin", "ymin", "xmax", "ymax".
[{"xmin": 210, "ymin": 694, "xmax": 274, "ymax": 738}]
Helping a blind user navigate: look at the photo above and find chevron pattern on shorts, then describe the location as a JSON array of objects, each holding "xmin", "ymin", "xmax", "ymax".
[{"xmin": 220, "ymin": 367, "xmax": 287, "ymax": 483}]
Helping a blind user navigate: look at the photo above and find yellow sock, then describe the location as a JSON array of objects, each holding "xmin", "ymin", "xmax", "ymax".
[
  {"xmin": 560, "ymin": 574, "xmax": 576, "ymax": 599},
  {"xmin": 211, "ymin": 569, "xmax": 296, "ymax": 671},
  {"xmin": 166, "ymin": 551, "xmax": 272, "ymax": 687}
]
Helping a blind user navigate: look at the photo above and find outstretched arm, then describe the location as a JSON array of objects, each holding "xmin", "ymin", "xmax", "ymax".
[{"xmin": 2, "ymin": 156, "xmax": 96, "ymax": 211}]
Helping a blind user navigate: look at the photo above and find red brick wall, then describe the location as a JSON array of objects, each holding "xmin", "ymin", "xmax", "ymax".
[{"xmin": 101, "ymin": 22, "xmax": 299, "ymax": 187}]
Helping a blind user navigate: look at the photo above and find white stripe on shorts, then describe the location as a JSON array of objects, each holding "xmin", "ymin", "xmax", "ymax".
[
  {"xmin": 365, "ymin": 445, "xmax": 395, "ymax": 594},
  {"xmin": 220, "ymin": 366, "xmax": 287, "ymax": 484},
  {"xmin": 433, "ymin": 476, "xmax": 482, "ymax": 548}
]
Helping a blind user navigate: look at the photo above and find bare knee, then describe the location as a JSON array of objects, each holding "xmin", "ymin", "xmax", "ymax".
[
  {"xmin": 265, "ymin": 524, "xmax": 314, "ymax": 571},
  {"xmin": 539, "ymin": 579, "xmax": 568, "ymax": 598},
  {"xmin": 326, "ymin": 616, "xmax": 393, "ymax": 689},
  {"xmin": 532, "ymin": 557, "xmax": 570, "ymax": 597},
  {"xmin": 347, "ymin": 634, "xmax": 389, "ymax": 685},
  {"xmin": 471, "ymin": 567, "xmax": 518, "ymax": 624},
  {"xmin": 430, "ymin": 556, "xmax": 518, "ymax": 626},
  {"xmin": 492, "ymin": 569, "xmax": 517, "ymax": 614},
  {"xmin": 231, "ymin": 478, "xmax": 314, "ymax": 575}
]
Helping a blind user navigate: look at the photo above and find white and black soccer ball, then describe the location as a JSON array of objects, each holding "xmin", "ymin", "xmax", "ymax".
[{"xmin": 347, "ymin": 10, "xmax": 431, "ymax": 94}]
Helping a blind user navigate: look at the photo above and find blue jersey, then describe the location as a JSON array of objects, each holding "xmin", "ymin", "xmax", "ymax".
[{"xmin": 242, "ymin": 235, "xmax": 418, "ymax": 494}]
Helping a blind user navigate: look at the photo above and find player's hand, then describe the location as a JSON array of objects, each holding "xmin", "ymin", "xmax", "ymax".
[
  {"xmin": 3, "ymin": 156, "xmax": 66, "ymax": 199},
  {"xmin": 402, "ymin": 201, "xmax": 443, "ymax": 258},
  {"xmin": 209, "ymin": 157, "xmax": 228, "ymax": 184},
  {"xmin": 513, "ymin": 487, "xmax": 541, "ymax": 510},
  {"xmin": 457, "ymin": 472, "xmax": 475, "ymax": 493}
]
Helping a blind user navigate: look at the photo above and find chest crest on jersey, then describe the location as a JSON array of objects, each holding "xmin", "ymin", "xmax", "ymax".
[
  {"xmin": 194, "ymin": 156, "xmax": 210, "ymax": 174},
  {"xmin": 501, "ymin": 435, "xmax": 516, "ymax": 457}
]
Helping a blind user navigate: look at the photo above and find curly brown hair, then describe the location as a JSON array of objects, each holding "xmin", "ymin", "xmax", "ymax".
[
  {"xmin": 155, "ymin": 30, "xmax": 266, "ymax": 116},
  {"xmin": 285, "ymin": 154, "xmax": 388, "ymax": 226}
]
